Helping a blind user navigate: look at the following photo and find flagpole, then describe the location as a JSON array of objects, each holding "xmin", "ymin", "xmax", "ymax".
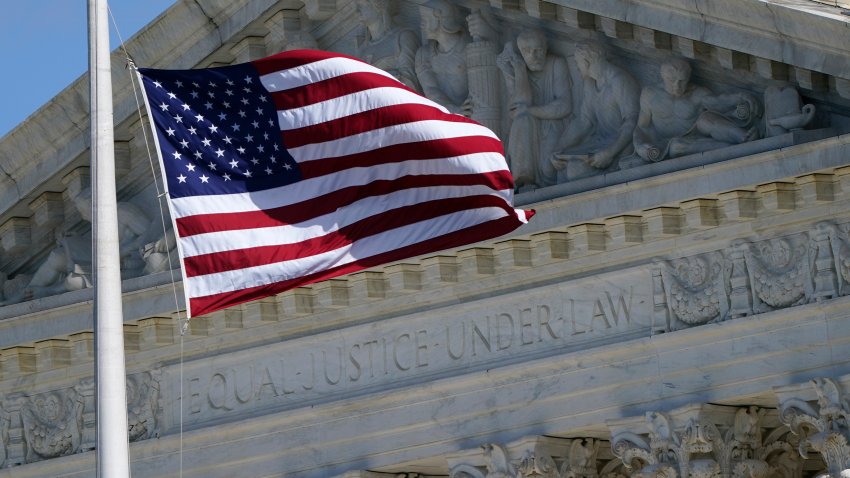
[{"xmin": 88, "ymin": 0, "xmax": 131, "ymax": 476}]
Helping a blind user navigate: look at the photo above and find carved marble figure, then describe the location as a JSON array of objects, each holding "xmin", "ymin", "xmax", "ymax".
[
  {"xmin": 496, "ymin": 29, "xmax": 571, "ymax": 189},
  {"xmin": 764, "ymin": 83, "xmax": 816, "ymax": 137},
  {"xmin": 354, "ymin": 0, "xmax": 421, "ymax": 91},
  {"xmin": 415, "ymin": 0, "xmax": 472, "ymax": 116},
  {"xmin": 633, "ymin": 58, "xmax": 761, "ymax": 162},
  {"xmin": 551, "ymin": 42, "xmax": 639, "ymax": 182}
]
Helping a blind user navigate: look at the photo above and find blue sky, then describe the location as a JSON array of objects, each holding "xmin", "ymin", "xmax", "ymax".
[{"xmin": 0, "ymin": 1, "xmax": 176, "ymax": 138}]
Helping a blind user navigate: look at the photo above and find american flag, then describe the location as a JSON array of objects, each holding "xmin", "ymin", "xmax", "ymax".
[{"xmin": 138, "ymin": 50, "xmax": 533, "ymax": 318}]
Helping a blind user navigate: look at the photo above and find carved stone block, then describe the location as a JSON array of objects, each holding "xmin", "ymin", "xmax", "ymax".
[
  {"xmin": 242, "ymin": 297, "xmax": 279, "ymax": 326},
  {"xmin": 605, "ymin": 216, "xmax": 643, "ymax": 248},
  {"xmin": 349, "ymin": 271, "xmax": 387, "ymax": 301},
  {"xmin": 34, "ymin": 339, "xmax": 70, "ymax": 371},
  {"xmin": 756, "ymin": 182, "xmax": 796, "ymax": 212},
  {"xmin": 489, "ymin": 0, "xmax": 522, "ymax": 11},
  {"xmin": 229, "ymin": 36, "xmax": 266, "ymax": 64},
  {"xmin": 278, "ymin": 287, "xmax": 315, "ymax": 315},
  {"xmin": 715, "ymin": 47, "xmax": 750, "ymax": 71},
  {"xmin": 113, "ymin": 140, "xmax": 131, "ymax": 178},
  {"xmin": 680, "ymin": 198, "xmax": 719, "ymax": 230},
  {"xmin": 718, "ymin": 190, "xmax": 759, "ymax": 221},
  {"xmin": 599, "ymin": 17, "xmax": 633, "ymax": 40},
  {"xmin": 556, "ymin": 6, "xmax": 595, "ymax": 29},
  {"xmin": 314, "ymin": 278, "xmax": 350, "ymax": 308},
  {"xmin": 754, "ymin": 57, "xmax": 789, "ymax": 81},
  {"xmin": 643, "ymin": 207, "xmax": 682, "ymax": 239},
  {"xmin": 530, "ymin": 231, "xmax": 569, "ymax": 264},
  {"xmin": 458, "ymin": 247, "xmax": 496, "ymax": 280},
  {"xmin": 568, "ymin": 224, "xmax": 606, "ymax": 256},
  {"xmin": 672, "ymin": 37, "xmax": 711, "ymax": 60},
  {"xmin": 0, "ymin": 217, "xmax": 31, "ymax": 255},
  {"xmin": 795, "ymin": 67, "xmax": 829, "ymax": 92},
  {"xmin": 303, "ymin": 0, "xmax": 337, "ymax": 21},
  {"xmin": 0, "ymin": 347, "xmax": 36, "ymax": 376},
  {"xmin": 494, "ymin": 239, "xmax": 532, "ymax": 269},
  {"xmin": 796, "ymin": 173, "xmax": 835, "ymax": 204},
  {"xmin": 69, "ymin": 332, "xmax": 94, "ymax": 362},
  {"xmin": 136, "ymin": 317, "xmax": 177, "ymax": 346},
  {"xmin": 523, "ymin": 0, "xmax": 556, "ymax": 19},
  {"xmin": 263, "ymin": 9, "xmax": 301, "ymax": 54},
  {"xmin": 633, "ymin": 26, "xmax": 672, "ymax": 50},
  {"xmin": 835, "ymin": 165, "xmax": 850, "ymax": 199},
  {"xmin": 59, "ymin": 167, "xmax": 90, "ymax": 209},
  {"xmin": 421, "ymin": 255, "xmax": 459, "ymax": 285},
  {"xmin": 28, "ymin": 192, "xmax": 65, "ymax": 231},
  {"xmin": 384, "ymin": 263, "xmax": 422, "ymax": 294}
]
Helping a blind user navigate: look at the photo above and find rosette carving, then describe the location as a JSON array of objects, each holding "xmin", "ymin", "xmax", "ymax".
[
  {"xmin": 654, "ymin": 254, "xmax": 726, "ymax": 328},
  {"xmin": 126, "ymin": 369, "xmax": 161, "ymax": 442},
  {"xmin": 743, "ymin": 236, "xmax": 808, "ymax": 310},
  {"xmin": 21, "ymin": 389, "xmax": 83, "ymax": 462}
]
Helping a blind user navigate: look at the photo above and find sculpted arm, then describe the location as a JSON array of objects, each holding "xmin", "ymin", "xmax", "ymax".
[
  {"xmin": 590, "ymin": 77, "xmax": 640, "ymax": 168},
  {"xmin": 633, "ymin": 88, "xmax": 659, "ymax": 161},
  {"xmin": 528, "ymin": 57, "xmax": 571, "ymax": 120}
]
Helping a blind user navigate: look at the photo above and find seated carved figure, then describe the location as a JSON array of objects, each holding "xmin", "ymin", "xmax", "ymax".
[
  {"xmin": 415, "ymin": 0, "xmax": 472, "ymax": 116},
  {"xmin": 354, "ymin": 0, "xmax": 421, "ymax": 91},
  {"xmin": 633, "ymin": 58, "xmax": 760, "ymax": 163},
  {"xmin": 551, "ymin": 42, "xmax": 639, "ymax": 181},
  {"xmin": 497, "ymin": 29, "xmax": 571, "ymax": 189}
]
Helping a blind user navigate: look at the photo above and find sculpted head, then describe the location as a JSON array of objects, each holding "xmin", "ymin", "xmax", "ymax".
[
  {"xmin": 516, "ymin": 30, "xmax": 548, "ymax": 72},
  {"xmin": 420, "ymin": 0, "xmax": 464, "ymax": 40},
  {"xmin": 660, "ymin": 58, "xmax": 691, "ymax": 97},
  {"xmin": 573, "ymin": 42, "xmax": 606, "ymax": 80},
  {"xmin": 355, "ymin": 0, "xmax": 390, "ymax": 29}
]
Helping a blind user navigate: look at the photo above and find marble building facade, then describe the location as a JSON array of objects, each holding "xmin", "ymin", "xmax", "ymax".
[{"xmin": 2, "ymin": 0, "xmax": 850, "ymax": 476}]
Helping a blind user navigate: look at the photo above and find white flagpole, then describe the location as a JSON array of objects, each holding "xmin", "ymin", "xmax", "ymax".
[{"xmin": 88, "ymin": 0, "xmax": 131, "ymax": 476}]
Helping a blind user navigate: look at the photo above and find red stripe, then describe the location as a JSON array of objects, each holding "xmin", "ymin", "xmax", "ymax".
[
  {"xmin": 298, "ymin": 135, "xmax": 505, "ymax": 179},
  {"xmin": 282, "ymin": 104, "xmax": 487, "ymax": 150},
  {"xmin": 176, "ymin": 170, "xmax": 514, "ymax": 237},
  {"xmin": 184, "ymin": 195, "xmax": 515, "ymax": 277},
  {"xmin": 251, "ymin": 49, "xmax": 369, "ymax": 77},
  {"xmin": 271, "ymin": 71, "xmax": 417, "ymax": 111},
  {"xmin": 188, "ymin": 211, "xmax": 533, "ymax": 317}
]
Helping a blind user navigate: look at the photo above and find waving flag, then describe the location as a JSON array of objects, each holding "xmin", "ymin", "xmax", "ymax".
[{"xmin": 138, "ymin": 50, "xmax": 533, "ymax": 318}]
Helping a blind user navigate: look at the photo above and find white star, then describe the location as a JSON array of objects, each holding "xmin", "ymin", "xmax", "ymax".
[
  {"xmin": 165, "ymin": 127, "xmax": 176, "ymax": 136},
  {"xmin": 177, "ymin": 174, "xmax": 187, "ymax": 183},
  {"xmin": 269, "ymin": 155, "xmax": 276, "ymax": 163},
  {"xmin": 204, "ymin": 101, "xmax": 213, "ymax": 109},
  {"xmin": 257, "ymin": 145, "xmax": 265, "ymax": 153},
  {"xmin": 231, "ymin": 123, "xmax": 241, "ymax": 132},
  {"xmin": 245, "ymin": 135, "xmax": 254, "ymax": 143},
  {"xmin": 187, "ymin": 163, "xmax": 196, "ymax": 172},
  {"xmin": 208, "ymin": 162, "xmax": 217, "ymax": 170},
  {"xmin": 223, "ymin": 173, "xmax": 231, "ymax": 181},
  {"xmin": 229, "ymin": 159, "xmax": 239, "ymax": 168},
  {"xmin": 175, "ymin": 80, "xmax": 184, "ymax": 88},
  {"xmin": 222, "ymin": 101, "xmax": 231, "ymax": 108},
  {"xmin": 225, "ymin": 89, "xmax": 234, "ymax": 96},
  {"xmin": 240, "ymin": 98, "xmax": 249, "ymax": 105},
  {"xmin": 201, "ymin": 138, "xmax": 212, "ymax": 147},
  {"xmin": 244, "ymin": 169, "xmax": 253, "ymax": 178},
  {"xmin": 167, "ymin": 91, "xmax": 177, "ymax": 99},
  {"xmin": 244, "ymin": 75, "xmax": 253, "ymax": 84},
  {"xmin": 179, "ymin": 139, "xmax": 189, "ymax": 148},
  {"xmin": 218, "ymin": 112, "xmax": 227, "ymax": 121},
  {"xmin": 208, "ymin": 81, "xmax": 217, "ymax": 88},
  {"xmin": 172, "ymin": 151, "xmax": 182, "ymax": 159},
  {"xmin": 188, "ymin": 126, "xmax": 198, "ymax": 135},
  {"xmin": 268, "ymin": 119, "xmax": 275, "ymax": 127},
  {"xmin": 243, "ymin": 87, "xmax": 251, "ymax": 93},
  {"xmin": 226, "ymin": 79, "xmax": 234, "ymax": 86},
  {"xmin": 181, "ymin": 103, "xmax": 191, "ymax": 111},
  {"xmin": 284, "ymin": 163, "xmax": 292, "ymax": 170},
  {"xmin": 223, "ymin": 136, "xmax": 232, "ymax": 144},
  {"xmin": 251, "ymin": 120, "xmax": 260, "ymax": 128},
  {"xmin": 215, "ymin": 148, "xmax": 225, "ymax": 157},
  {"xmin": 263, "ymin": 132, "xmax": 269, "ymax": 140},
  {"xmin": 153, "ymin": 80, "xmax": 162, "ymax": 88},
  {"xmin": 250, "ymin": 158, "xmax": 260, "ymax": 165},
  {"xmin": 238, "ymin": 110, "xmax": 246, "ymax": 118},
  {"xmin": 273, "ymin": 144, "xmax": 279, "ymax": 151},
  {"xmin": 237, "ymin": 146, "xmax": 246, "ymax": 154},
  {"xmin": 159, "ymin": 102, "xmax": 169, "ymax": 111},
  {"xmin": 173, "ymin": 114, "xmax": 183, "ymax": 123},
  {"xmin": 195, "ymin": 113, "xmax": 205, "ymax": 122},
  {"xmin": 190, "ymin": 91, "xmax": 199, "ymax": 99},
  {"xmin": 200, "ymin": 175, "xmax": 210, "ymax": 183},
  {"xmin": 194, "ymin": 150, "xmax": 203, "ymax": 159},
  {"xmin": 255, "ymin": 108, "xmax": 263, "ymax": 116},
  {"xmin": 209, "ymin": 124, "xmax": 219, "ymax": 133},
  {"xmin": 265, "ymin": 167, "xmax": 273, "ymax": 175},
  {"xmin": 259, "ymin": 96, "xmax": 267, "ymax": 103},
  {"xmin": 192, "ymin": 81, "xmax": 200, "ymax": 88}
]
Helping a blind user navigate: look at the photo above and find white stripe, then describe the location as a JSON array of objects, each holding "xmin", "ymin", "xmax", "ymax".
[
  {"xmin": 186, "ymin": 206, "xmax": 511, "ymax": 297},
  {"xmin": 179, "ymin": 184, "xmax": 513, "ymax": 257},
  {"xmin": 170, "ymin": 151, "xmax": 509, "ymax": 218},
  {"xmin": 260, "ymin": 57, "xmax": 399, "ymax": 92},
  {"xmin": 277, "ymin": 87, "xmax": 448, "ymax": 130},
  {"xmin": 290, "ymin": 119, "xmax": 500, "ymax": 163}
]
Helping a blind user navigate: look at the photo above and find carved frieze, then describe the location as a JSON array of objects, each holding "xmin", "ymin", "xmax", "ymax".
[
  {"xmin": 127, "ymin": 369, "xmax": 161, "ymax": 442},
  {"xmin": 20, "ymin": 389, "xmax": 84, "ymax": 462}
]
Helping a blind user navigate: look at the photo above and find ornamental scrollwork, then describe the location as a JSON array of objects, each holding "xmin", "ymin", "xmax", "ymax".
[
  {"xmin": 653, "ymin": 253, "xmax": 727, "ymax": 329},
  {"xmin": 127, "ymin": 369, "xmax": 161, "ymax": 442},
  {"xmin": 20, "ymin": 389, "xmax": 84, "ymax": 462}
]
